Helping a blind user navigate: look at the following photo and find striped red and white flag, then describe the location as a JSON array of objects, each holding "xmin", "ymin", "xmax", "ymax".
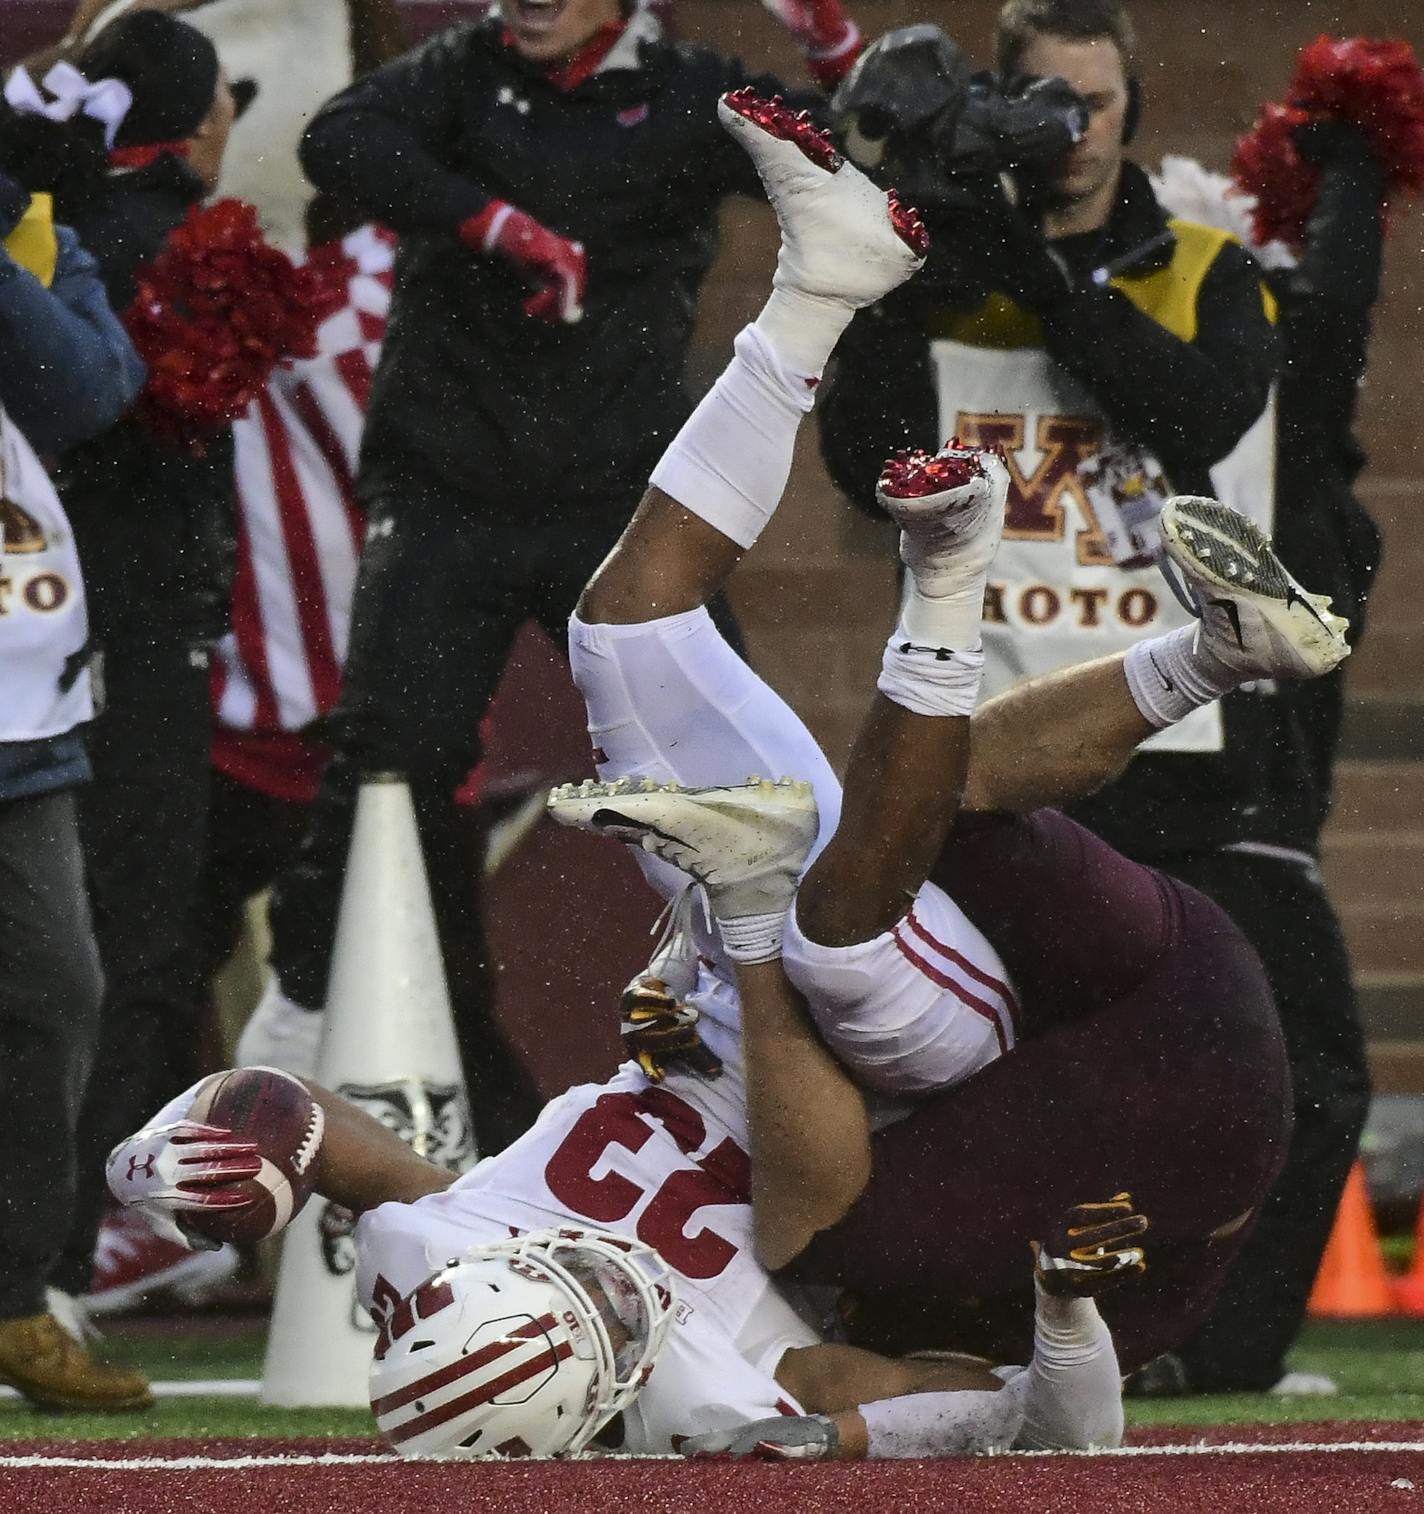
[{"xmin": 210, "ymin": 225, "xmax": 395, "ymax": 802}]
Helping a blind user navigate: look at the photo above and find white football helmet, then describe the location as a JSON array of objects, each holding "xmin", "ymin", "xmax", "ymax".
[{"xmin": 369, "ymin": 1228, "xmax": 676, "ymax": 1459}]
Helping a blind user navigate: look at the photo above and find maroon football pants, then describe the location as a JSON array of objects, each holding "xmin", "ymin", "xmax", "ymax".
[{"xmin": 781, "ymin": 809, "xmax": 1292, "ymax": 1372}]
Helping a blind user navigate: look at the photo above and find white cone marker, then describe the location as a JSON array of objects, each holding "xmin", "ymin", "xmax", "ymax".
[{"xmin": 260, "ymin": 776, "xmax": 478, "ymax": 1408}]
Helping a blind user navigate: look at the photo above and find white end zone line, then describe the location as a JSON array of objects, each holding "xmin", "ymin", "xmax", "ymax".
[
  {"xmin": 0, "ymin": 1380, "xmax": 261, "ymax": 1403},
  {"xmin": 0, "ymin": 1441, "xmax": 1423, "ymax": 1471}
]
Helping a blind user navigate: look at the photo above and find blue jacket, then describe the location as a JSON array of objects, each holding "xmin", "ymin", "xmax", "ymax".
[
  {"xmin": 0, "ymin": 209, "xmax": 146, "ymax": 454},
  {"xmin": 0, "ymin": 178, "xmax": 145, "ymax": 801}
]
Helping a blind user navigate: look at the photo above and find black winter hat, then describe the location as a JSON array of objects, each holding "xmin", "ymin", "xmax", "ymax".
[{"xmin": 80, "ymin": 11, "xmax": 220, "ymax": 148}]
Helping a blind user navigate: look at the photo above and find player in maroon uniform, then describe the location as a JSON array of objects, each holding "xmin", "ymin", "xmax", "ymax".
[{"xmin": 545, "ymin": 71, "xmax": 1345, "ymax": 1404}]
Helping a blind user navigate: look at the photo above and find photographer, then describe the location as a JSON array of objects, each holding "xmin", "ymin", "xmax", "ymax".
[
  {"xmin": 1134, "ymin": 108, "xmax": 1394, "ymax": 1397},
  {"xmin": 821, "ymin": 1, "xmax": 1353, "ymax": 1399},
  {"xmin": 0, "ymin": 171, "xmax": 151, "ymax": 1408}
]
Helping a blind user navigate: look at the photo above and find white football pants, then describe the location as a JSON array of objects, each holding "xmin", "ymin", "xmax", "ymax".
[{"xmin": 568, "ymin": 606, "xmax": 1016, "ymax": 1094}]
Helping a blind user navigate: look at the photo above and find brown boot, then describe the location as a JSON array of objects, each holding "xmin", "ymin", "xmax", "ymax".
[{"xmin": 0, "ymin": 1311, "xmax": 153, "ymax": 1411}]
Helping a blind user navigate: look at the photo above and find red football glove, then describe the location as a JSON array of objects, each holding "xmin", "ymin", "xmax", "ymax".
[
  {"xmin": 461, "ymin": 201, "xmax": 586, "ymax": 324},
  {"xmin": 106, "ymin": 1121, "xmax": 262, "ymax": 1251},
  {"xmin": 758, "ymin": 0, "xmax": 862, "ymax": 89}
]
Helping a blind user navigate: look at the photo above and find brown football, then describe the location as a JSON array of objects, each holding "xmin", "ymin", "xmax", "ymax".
[{"xmin": 185, "ymin": 1068, "xmax": 325, "ymax": 1244}]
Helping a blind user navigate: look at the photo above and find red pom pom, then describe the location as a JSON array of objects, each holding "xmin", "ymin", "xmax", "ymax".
[
  {"xmin": 1233, "ymin": 35, "xmax": 1424, "ymax": 249},
  {"xmin": 123, "ymin": 199, "xmax": 357, "ymax": 450}
]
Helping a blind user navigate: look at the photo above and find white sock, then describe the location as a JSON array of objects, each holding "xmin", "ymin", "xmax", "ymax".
[
  {"xmin": 1008, "ymin": 1285, "xmax": 1124, "ymax": 1451},
  {"xmin": 648, "ymin": 324, "xmax": 813, "ymax": 551},
  {"xmin": 1124, "ymin": 624, "xmax": 1242, "ymax": 729},
  {"xmin": 859, "ymin": 1386, "xmax": 1023, "ymax": 1458},
  {"xmin": 753, "ymin": 282, "xmax": 855, "ymax": 384},
  {"xmin": 877, "ymin": 634, "xmax": 985, "ymax": 718}
]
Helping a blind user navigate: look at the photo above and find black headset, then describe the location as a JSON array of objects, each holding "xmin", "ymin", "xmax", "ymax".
[{"xmin": 1122, "ymin": 76, "xmax": 1143, "ymax": 144}]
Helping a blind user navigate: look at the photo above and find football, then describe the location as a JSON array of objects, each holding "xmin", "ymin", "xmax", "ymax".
[{"xmin": 185, "ymin": 1067, "xmax": 325, "ymax": 1244}]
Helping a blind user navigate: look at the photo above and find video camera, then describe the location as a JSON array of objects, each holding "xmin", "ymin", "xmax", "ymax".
[{"xmin": 832, "ymin": 24, "xmax": 1089, "ymax": 211}]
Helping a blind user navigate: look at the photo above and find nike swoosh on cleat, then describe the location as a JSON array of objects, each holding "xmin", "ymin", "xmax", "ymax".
[
  {"xmin": 590, "ymin": 808, "xmax": 700, "ymax": 853},
  {"xmin": 1207, "ymin": 597, "xmax": 1246, "ymax": 652},
  {"xmin": 1284, "ymin": 582, "xmax": 1332, "ymax": 630}
]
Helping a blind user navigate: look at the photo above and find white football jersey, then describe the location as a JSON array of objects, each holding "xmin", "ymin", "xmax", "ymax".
[{"xmin": 354, "ymin": 966, "xmax": 817, "ymax": 1453}]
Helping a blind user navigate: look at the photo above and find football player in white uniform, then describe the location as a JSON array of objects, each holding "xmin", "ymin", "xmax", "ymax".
[{"xmin": 107, "ymin": 85, "xmax": 1343, "ymax": 1460}]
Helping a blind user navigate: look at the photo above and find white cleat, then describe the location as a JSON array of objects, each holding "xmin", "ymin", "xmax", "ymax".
[
  {"xmin": 877, "ymin": 443, "xmax": 1009, "ymax": 592},
  {"xmin": 547, "ymin": 776, "xmax": 819, "ymax": 919},
  {"xmin": 1159, "ymin": 496, "xmax": 1351, "ymax": 681},
  {"xmin": 234, "ymin": 976, "xmax": 325, "ymax": 1080},
  {"xmin": 718, "ymin": 87, "xmax": 927, "ymax": 310}
]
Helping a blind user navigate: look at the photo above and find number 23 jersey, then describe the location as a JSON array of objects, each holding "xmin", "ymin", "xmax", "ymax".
[{"xmin": 354, "ymin": 980, "xmax": 814, "ymax": 1451}]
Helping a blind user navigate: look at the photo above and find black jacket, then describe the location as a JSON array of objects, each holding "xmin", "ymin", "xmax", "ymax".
[
  {"xmin": 821, "ymin": 162, "xmax": 1278, "ymax": 509},
  {"xmin": 54, "ymin": 155, "xmax": 236, "ymax": 648},
  {"xmin": 1270, "ymin": 144, "xmax": 1386, "ymax": 828},
  {"xmin": 819, "ymin": 162, "xmax": 1320, "ymax": 860},
  {"xmin": 300, "ymin": 18, "xmax": 784, "ymax": 511},
  {"xmin": 1271, "ymin": 143, "xmax": 1386, "ymax": 644}
]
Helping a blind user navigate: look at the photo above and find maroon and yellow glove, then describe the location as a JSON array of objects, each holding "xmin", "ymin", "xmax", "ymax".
[
  {"xmin": 1032, "ymin": 1193, "xmax": 1148, "ymax": 1297},
  {"xmin": 622, "ymin": 976, "xmax": 723, "ymax": 1084}
]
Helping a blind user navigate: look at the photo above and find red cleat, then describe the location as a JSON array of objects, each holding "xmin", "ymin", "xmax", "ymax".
[{"xmin": 84, "ymin": 1208, "xmax": 238, "ymax": 1317}]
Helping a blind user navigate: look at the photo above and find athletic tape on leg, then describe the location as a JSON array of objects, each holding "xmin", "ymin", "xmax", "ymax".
[
  {"xmin": 649, "ymin": 325, "xmax": 813, "ymax": 551},
  {"xmin": 877, "ymin": 634, "xmax": 985, "ymax": 718}
]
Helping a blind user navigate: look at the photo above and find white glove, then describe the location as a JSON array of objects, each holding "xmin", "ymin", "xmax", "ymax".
[
  {"xmin": 679, "ymin": 1413, "xmax": 840, "ymax": 1460},
  {"xmin": 106, "ymin": 1120, "xmax": 262, "ymax": 1252}
]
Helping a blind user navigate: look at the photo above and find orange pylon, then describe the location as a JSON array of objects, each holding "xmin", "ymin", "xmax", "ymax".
[
  {"xmin": 1308, "ymin": 1161, "xmax": 1396, "ymax": 1317},
  {"xmin": 1394, "ymin": 1187, "xmax": 1424, "ymax": 1317}
]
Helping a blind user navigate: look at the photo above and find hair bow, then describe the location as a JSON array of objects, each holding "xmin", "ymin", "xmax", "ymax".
[{"xmin": 4, "ymin": 62, "xmax": 134, "ymax": 150}]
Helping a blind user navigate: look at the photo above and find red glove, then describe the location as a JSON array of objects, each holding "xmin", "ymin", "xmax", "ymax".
[
  {"xmin": 460, "ymin": 201, "xmax": 586, "ymax": 324},
  {"xmin": 758, "ymin": 0, "xmax": 862, "ymax": 89},
  {"xmin": 106, "ymin": 1120, "xmax": 262, "ymax": 1251}
]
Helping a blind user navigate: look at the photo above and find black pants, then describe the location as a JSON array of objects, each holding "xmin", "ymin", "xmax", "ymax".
[
  {"xmin": 1156, "ymin": 848, "xmax": 1371, "ymax": 1390},
  {"xmin": 268, "ymin": 484, "xmax": 743, "ymax": 1139},
  {"xmin": 0, "ymin": 788, "xmax": 103, "ymax": 1317},
  {"xmin": 203, "ymin": 768, "xmax": 538, "ymax": 1157},
  {"xmin": 53, "ymin": 641, "xmax": 212, "ymax": 1295}
]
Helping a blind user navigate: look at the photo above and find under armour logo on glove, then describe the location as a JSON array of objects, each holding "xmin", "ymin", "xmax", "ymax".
[
  {"xmin": 106, "ymin": 1121, "xmax": 262, "ymax": 1252},
  {"xmin": 1033, "ymin": 1192, "xmax": 1149, "ymax": 1297}
]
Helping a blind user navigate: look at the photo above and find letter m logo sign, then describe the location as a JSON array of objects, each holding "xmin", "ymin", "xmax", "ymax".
[{"xmin": 956, "ymin": 412, "xmax": 1114, "ymax": 566}]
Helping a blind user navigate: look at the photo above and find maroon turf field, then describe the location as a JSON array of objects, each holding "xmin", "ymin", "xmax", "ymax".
[{"xmin": 3, "ymin": 1426, "xmax": 1423, "ymax": 1513}]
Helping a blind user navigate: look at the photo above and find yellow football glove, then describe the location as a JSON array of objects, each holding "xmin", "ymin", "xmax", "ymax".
[
  {"xmin": 1033, "ymin": 1192, "xmax": 1149, "ymax": 1297},
  {"xmin": 621, "ymin": 976, "xmax": 722, "ymax": 1084}
]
